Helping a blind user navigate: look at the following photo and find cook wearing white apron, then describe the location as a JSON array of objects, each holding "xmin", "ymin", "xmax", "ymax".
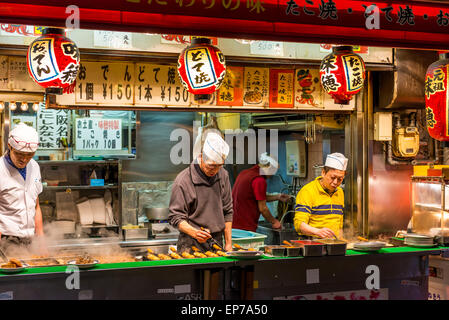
[{"xmin": 0, "ymin": 123, "xmax": 43, "ymax": 243}]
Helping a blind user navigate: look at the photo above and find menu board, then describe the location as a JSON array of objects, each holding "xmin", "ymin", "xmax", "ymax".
[
  {"xmin": 243, "ymin": 67, "xmax": 269, "ymax": 108},
  {"xmin": 75, "ymin": 61, "xmax": 134, "ymax": 105},
  {"xmin": 75, "ymin": 118, "xmax": 122, "ymax": 150},
  {"xmin": 37, "ymin": 107, "xmax": 69, "ymax": 149},
  {"xmin": 294, "ymin": 69, "xmax": 323, "ymax": 108},
  {"xmin": 134, "ymin": 63, "xmax": 190, "ymax": 106},
  {"xmin": 269, "ymin": 69, "xmax": 294, "ymax": 108},
  {"xmin": 217, "ymin": 66, "xmax": 244, "ymax": 106},
  {"xmin": 55, "ymin": 61, "xmax": 357, "ymax": 111}
]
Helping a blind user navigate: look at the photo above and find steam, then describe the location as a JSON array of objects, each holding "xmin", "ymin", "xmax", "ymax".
[{"xmin": 2, "ymin": 223, "xmax": 135, "ymax": 263}]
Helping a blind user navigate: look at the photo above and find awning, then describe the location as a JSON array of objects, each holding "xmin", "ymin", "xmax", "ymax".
[{"xmin": 0, "ymin": 0, "xmax": 449, "ymax": 50}]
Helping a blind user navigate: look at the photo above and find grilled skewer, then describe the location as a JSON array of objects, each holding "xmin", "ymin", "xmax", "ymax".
[
  {"xmin": 182, "ymin": 252, "xmax": 195, "ymax": 259},
  {"xmin": 193, "ymin": 252, "xmax": 207, "ymax": 258},
  {"xmin": 205, "ymin": 251, "xmax": 219, "ymax": 257},
  {"xmin": 157, "ymin": 254, "xmax": 172, "ymax": 260}
]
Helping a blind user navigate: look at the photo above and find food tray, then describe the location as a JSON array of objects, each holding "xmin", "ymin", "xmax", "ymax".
[
  {"xmin": 21, "ymin": 258, "xmax": 64, "ymax": 268},
  {"xmin": 291, "ymin": 240, "xmax": 326, "ymax": 257},
  {"xmin": 316, "ymin": 239, "xmax": 347, "ymax": 256},
  {"xmin": 263, "ymin": 245, "xmax": 286, "ymax": 257},
  {"xmin": 282, "ymin": 246, "xmax": 301, "ymax": 257}
]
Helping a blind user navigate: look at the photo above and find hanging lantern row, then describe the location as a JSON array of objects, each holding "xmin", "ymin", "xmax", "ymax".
[
  {"xmin": 425, "ymin": 53, "xmax": 449, "ymax": 141},
  {"xmin": 177, "ymin": 37, "xmax": 226, "ymax": 102},
  {"xmin": 27, "ymin": 28, "xmax": 80, "ymax": 95},
  {"xmin": 319, "ymin": 46, "xmax": 366, "ymax": 105}
]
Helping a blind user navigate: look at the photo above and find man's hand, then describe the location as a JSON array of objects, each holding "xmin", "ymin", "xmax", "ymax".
[
  {"xmin": 224, "ymin": 242, "xmax": 233, "ymax": 252},
  {"xmin": 313, "ymin": 227, "xmax": 336, "ymax": 239},
  {"xmin": 192, "ymin": 228, "xmax": 212, "ymax": 243},
  {"xmin": 271, "ymin": 219, "xmax": 282, "ymax": 229},
  {"xmin": 278, "ymin": 194, "xmax": 292, "ymax": 203}
]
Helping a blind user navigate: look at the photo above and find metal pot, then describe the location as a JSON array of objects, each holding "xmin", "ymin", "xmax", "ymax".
[{"xmin": 144, "ymin": 207, "xmax": 169, "ymax": 221}]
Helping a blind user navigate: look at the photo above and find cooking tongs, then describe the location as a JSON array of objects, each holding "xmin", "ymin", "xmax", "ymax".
[
  {"xmin": 200, "ymin": 227, "xmax": 225, "ymax": 251},
  {"xmin": 0, "ymin": 247, "xmax": 8, "ymax": 262}
]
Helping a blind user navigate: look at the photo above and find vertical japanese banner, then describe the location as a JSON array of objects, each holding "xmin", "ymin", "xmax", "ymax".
[
  {"xmin": 0, "ymin": 56, "xmax": 8, "ymax": 90},
  {"xmin": 243, "ymin": 67, "xmax": 269, "ymax": 108},
  {"xmin": 269, "ymin": 69, "xmax": 294, "ymax": 108},
  {"xmin": 75, "ymin": 118, "xmax": 122, "ymax": 151},
  {"xmin": 75, "ymin": 62, "xmax": 134, "ymax": 105},
  {"xmin": 135, "ymin": 63, "xmax": 191, "ymax": 106},
  {"xmin": 217, "ymin": 66, "xmax": 244, "ymax": 106},
  {"xmin": 294, "ymin": 69, "xmax": 322, "ymax": 109},
  {"xmin": 37, "ymin": 107, "xmax": 69, "ymax": 149}
]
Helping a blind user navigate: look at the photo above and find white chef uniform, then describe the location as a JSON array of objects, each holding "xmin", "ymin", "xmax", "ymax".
[{"xmin": 0, "ymin": 156, "xmax": 42, "ymax": 238}]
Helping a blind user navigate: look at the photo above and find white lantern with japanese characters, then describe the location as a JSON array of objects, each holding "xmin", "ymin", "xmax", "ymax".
[
  {"xmin": 27, "ymin": 28, "xmax": 80, "ymax": 95},
  {"xmin": 319, "ymin": 46, "xmax": 365, "ymax": 105},
  {"xmin": 177, "ymin": 38, "xmax": 226, "ymax": 101}
]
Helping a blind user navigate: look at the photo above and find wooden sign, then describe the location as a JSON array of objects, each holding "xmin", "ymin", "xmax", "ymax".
[
  {"xmin": 135, "ymin": 63, "xmax": 191, "ymax": 106},
  {"xmin": 75, "ymin": 61, "xmax": 134, "ymax": 105}
]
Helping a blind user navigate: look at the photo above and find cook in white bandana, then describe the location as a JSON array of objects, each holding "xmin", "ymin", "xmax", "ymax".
[{"xmin": 0, "ymin": 123, "xmax": 44, "ymax": 245}]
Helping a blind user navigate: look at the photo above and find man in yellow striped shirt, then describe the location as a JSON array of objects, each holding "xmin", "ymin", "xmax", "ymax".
[{"xmin": 294, "ymin": 153, "xmax": 347, "ymax": 238}]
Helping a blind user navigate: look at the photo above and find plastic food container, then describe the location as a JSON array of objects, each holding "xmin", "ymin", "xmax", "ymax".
[{"xmin": 232, "ymin": 229, "xmax": 267, "ymax": 250}]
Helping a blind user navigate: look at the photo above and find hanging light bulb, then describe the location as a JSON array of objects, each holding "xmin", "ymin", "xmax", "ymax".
[
  {"xmin": 32, "ymin": 102, "xmax": 40, "ymax": 112},
  {"xmin": 0, "ymin": 102, "xmax": 4, "ymax": 111},
  {"xmin": 9, "ymin": 101, "xmax": 17, "ymax": 111},
  {"xmin": 20, "ymin": 102, "xmax": 28, "ymax": 111}
]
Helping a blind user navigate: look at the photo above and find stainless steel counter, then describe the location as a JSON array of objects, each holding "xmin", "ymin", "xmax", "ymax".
[{"xmin": 47, "ymin": 237, "xmax": 178, "ymax": 255}]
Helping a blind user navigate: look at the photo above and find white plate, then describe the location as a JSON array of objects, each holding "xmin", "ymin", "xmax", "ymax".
[
  {"xmin": 225, "ymin": 251, "xmax": 263, "ymax": 260},
  {"xmin": 0, "ymin": 263, "xmax": 28, "ymax": 274},
  {"xmin": 405, "ymin": 234, "xmax": 433, "ymax": 240},
  {"xmin": 353, "ymin": 241, "xmax": 387, "ymax": 248},
  {"xmin": 67, "ymin": 260, "xmax": 99, "ymax": 269},
  {"xmin": 351, "ymin": 246, "xmax": 385, "ymax": 252}
]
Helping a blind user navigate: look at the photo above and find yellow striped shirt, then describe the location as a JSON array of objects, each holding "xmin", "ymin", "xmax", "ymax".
[{"xmin": 294, "ymin": 176, "xmax": 344, "ymax": 237}]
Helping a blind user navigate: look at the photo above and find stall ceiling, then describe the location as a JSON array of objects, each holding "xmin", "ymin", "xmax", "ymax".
[{"xmin": 1, "ymin": 1, "xmax": 449, "ymax": 50}]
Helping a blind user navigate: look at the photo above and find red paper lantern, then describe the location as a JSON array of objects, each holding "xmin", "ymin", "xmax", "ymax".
[
  {"xmin": 27, "ymin": 28, "xmax": 80, "ymax": 95},
  {"xmin": 319, "ymin": 46, "xmax": 366, "ymax": 105},
  {"xmin": 177, "ymin": 38, "xmax": 226, "ymax": 101},
  {"xmin": 425, "ymin": 54, "xmax": 449, "ymax": 141}
]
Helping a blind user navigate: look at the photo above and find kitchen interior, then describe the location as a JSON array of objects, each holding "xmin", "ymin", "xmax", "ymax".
[{"xmin": 0, "ymin": 24, "xmax": 448, "ymax": 299}]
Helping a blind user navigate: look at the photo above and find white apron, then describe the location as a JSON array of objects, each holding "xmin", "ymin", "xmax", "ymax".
[{"xmin": 0, "ymin": 156, "xmax": 42, "ymax": 238}]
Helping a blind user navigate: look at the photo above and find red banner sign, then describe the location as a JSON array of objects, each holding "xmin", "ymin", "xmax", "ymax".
[{"xmin": 1, "ymin": 1, "xmax": 449, "ymax": 49}]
